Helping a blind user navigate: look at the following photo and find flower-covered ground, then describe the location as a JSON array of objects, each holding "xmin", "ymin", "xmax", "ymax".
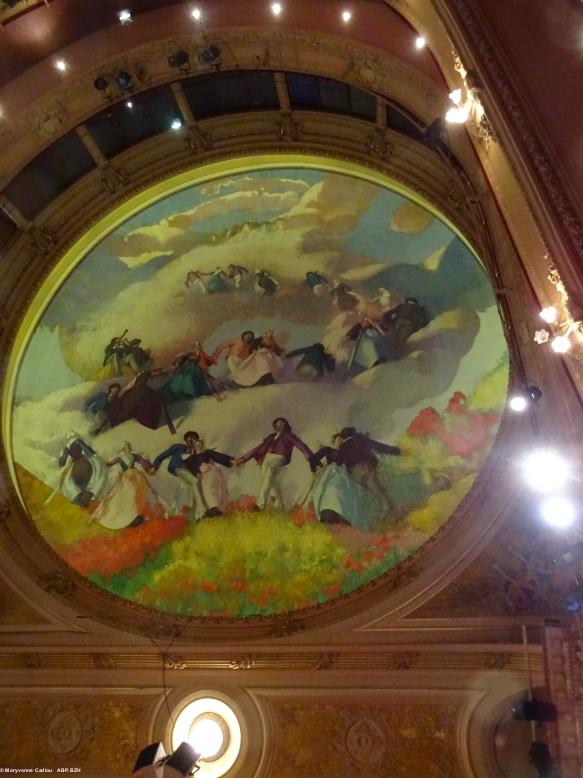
[{"xmin": 17, "ymin": 361, "xmax": 505, "ymax": 617}]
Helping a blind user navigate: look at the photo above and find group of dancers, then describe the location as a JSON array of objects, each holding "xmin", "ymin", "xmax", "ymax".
[{"xmin": 56, "ymin": 418, "xmax": 401, "ymax": 532}]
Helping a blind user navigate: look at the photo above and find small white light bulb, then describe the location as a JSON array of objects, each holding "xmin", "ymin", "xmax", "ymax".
[
  {"xmin": 271, "ymin": 2, "xmax": 283, "ymax": 16},
  {"xmin": 539, "ymin": 306, "xmax": 558, "ymax": 324},
  {"xmin": 522, "ymin": 450, "xmax": 570, "ymax": 493},
  {"xmin": 126, "ymin": 100, "xmax": 134, "ymax": 109},
  {"xmin": 191, "ymin": 6, "xmax": 202, "ymax": 20},
  {"xmin": 341, "ymin": 9, "xmax": 352, "ymax": 23},
  {"xmin": 551, "ymin": 335, "xmax": 571, "ymax": 353},
  {"xmin": 55, "ymin": 59, "xmax": 67, "ymax": 72},
  {"xmin": 171, "ymin": 119, "xmax": 182, "ymax": 131},
  {"xmin": 449, "ymin": 88, "xmax": 463, "ymax": 105},
  {"xmin": 509, "ymin": 395, "xmax": 528, "ymax": 413},
  {"xmin": 415, "ymin": 36, "xmax": 427, "ymax": 50},
  {"xmin": 118, "ymin": 9, "xmax": 132, "ymax": 24},
  {"xmin": 541, "ymin": 496, "xmax": 576, "ymax": 529},
  {"xmin": 445, "ymin": 106, "xmax": 469, "ymax": 124}
]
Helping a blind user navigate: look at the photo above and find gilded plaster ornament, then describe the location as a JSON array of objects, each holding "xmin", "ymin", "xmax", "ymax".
[
  {"xmin": 164, "ymin": 654, "xmax": 187, "ymax": 671},
  {"xmin": 91, "ymin": 653, "xmax": 117, "ymax": 670},
  {"xmin": 368, "ymin": 127, "xmax": 394, "ymax": 160},
  {"xmin": 47, "ymin": 709, "xmax": 83, "ymax": 755},
  {"xmin": 276, "ymin": 112, "xmax": 302, "ymax": 142},
  {"xmin": 345, "ymin": 718, "xmax": 387, "ymax": 765},
  {"xmin": 311, "ymin": 652, "xmax": 338, "ymax": 670},
  {"xmin": 37, "ymin": 572, "xmax": 77, "ymax": 598},
  {"xmin": 28, "ymin": 226, "xmax": 56, "ymax": 256},
  {"xmin": 100, "ymin": 164, "xmax": 128, "ymax": 194},
  {"xmin": 186, "ymin": 125, "xmax": 211, "ymax": 153},
  {"xmin": 228, "ymin": 655, "xmax": 257, "ymax": 670}
]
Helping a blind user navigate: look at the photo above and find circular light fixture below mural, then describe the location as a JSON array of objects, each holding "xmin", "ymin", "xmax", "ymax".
[
  {"xmin": 171, "ymin": 697, "xmax": 242, "ymax": 777},
  {"xmin": 4, "ymin": 155, "xmax": 508, "ymax": 625}
]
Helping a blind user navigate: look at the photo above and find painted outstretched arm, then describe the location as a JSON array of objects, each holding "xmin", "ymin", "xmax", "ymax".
[{"xmin": 291, "ymin": 434, "xmax": 313, "ymax": 461}]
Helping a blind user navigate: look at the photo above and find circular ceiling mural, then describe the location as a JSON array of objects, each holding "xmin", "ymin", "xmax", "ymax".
[{"xmin": 6, "ymin": 157, "xmax": 508, "ymax": 620}]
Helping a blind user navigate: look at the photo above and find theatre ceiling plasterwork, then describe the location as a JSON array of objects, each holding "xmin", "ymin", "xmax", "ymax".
[{"xmin": 0, "ymin": 5, "xmax": 581, "ymax": 778}]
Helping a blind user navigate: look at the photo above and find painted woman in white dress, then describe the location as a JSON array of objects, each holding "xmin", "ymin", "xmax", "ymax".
[
  {"xmin": 308, "ymin": 435, "xmax": 380, "ymax": 531},
  {"xmin": 90, "ymin": 442, "xmax": 166, "ymax": 529}
]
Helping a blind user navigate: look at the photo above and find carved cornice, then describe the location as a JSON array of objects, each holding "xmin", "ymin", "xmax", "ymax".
[
  {"xmin": 434, "ymin": 0, "xmax": 583, "ymax": 267},
  {"xmin": 0, "ymin": 647, "xmax": 543, "ymax": 674}
]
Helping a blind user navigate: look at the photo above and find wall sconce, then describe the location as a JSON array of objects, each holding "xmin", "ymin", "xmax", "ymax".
[
  {"xmin": 533, "ymin": 261, "xmax": 583, "ymax": 355},
  {"xmin": 446, "ymin": 51, "xmax": 496, "ymax": 147}
]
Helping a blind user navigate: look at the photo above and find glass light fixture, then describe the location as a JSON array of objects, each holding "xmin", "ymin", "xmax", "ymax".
[
  {"xmin": 539, "ymin": 306, "xmax": 558, "ymax": 324},
  {"xmin": 541, "ymin": 496, "xmax": 576, "ymax": 529},
  {"xmin": 534, "ymin": 329, "xmax": 550, "ymax": 344},
  {"xmin": 271, "ymin": 2, "xmax": 283, "ymax": 16},
  {"xmin": 118, "ymin": 9, "xmax": 132, "ymax": 24},
  {"xmin": 171, "ymin": 119, "xmax": 183, "ymax": 131},
  {"xmin": 551, "ymin": 335, "xmax": 571, "ymax": 353},
  {"xmin": 341, "ymin": 9, "xmax": 352, "ymax": 23},
  {"xmin": 191, "ymin": 6, "xmax": 202, "ymax": 20},
  {"xmin": 172, "ymin": 697, "xmax": 242, "ymax": 778},
  {"xmin": 55, "ymin": 59, "xmax": 67, "ymax": 72},
  {"xmin": 126, "ymin": 100, "xmax": 134, "ymax": 109},
  {"xmin": 415, "ymin": 36, "xmax": 427, "ymax": 50},
  {"xmin": 522, "ymin": 450, "xmax": 570, "ymax": 493}
]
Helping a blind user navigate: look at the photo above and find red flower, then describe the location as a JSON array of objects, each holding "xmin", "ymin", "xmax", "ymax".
[
  {"xmin": 200, "ymin": 581, "xmax": 219, "ymax": 593},
  {"xmin": 407, "ymin": 407, "xmax": 443, "ymax": 437},
  {"xmin": 324, "ymin": 583, "xmax": 340, "ymax": 597},
  {"xmin": 230, "ymin": 580, "xmax": 246, "ymax": 592}
]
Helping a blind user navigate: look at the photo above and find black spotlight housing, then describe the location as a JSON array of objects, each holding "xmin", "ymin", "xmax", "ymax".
[
  {"xmin": 512, "ymin": 698, "xmax": 558, "ymax": 723},
  {"xmin": 198, "ymin": 44, "xmax": 221, "ymax": 68},
  {"xmin": 115, "ymin": 70, "xmax": 133, "ymax": 91},
  {"xmin": 528, "ymin": 742, "xmax": 557, "ymax": 778},
  {"xmin": 168, "ymin": 50, "xmax": 190, "ymax": 70},
  {"xmin": 94, "ymin": 76, "xmax": 109, "ymax": 91}
]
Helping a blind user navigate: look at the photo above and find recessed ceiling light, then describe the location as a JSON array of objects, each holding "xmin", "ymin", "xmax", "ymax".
[
  {"xmin": 509, "ymin": 394, "xmax": 528, "ymax": 413},
  {"xmin": 271, "ymin": 2, "xmax": 283, "ymax": 16},
  {"xmin": 191, "ymin": 6, "xmax": 202, "ymax": 20},
  {"xmin": 171, "ymin": 119, "xmax": 183, "ymax": 131},
  {"xmin": 522, "ymin": 450, "xmax": 570, "ymax": 493},
  {"xmin": 415, "ymin": 36, "xmax": 427, "ymax": 50},
  {"xmin": 55, "ymin": 59, "xmax": 67, "ymax": 72},
  {"xmin": 118, "ymin": 9, "xmax": 132, "ymax": 24},
  {"xmin": 341, "ymin": 9, "xmax": 352, "ymax": 23}
]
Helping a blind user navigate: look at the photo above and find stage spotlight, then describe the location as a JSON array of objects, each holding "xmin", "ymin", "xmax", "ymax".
[
  {"xmin": 168, "ymin": 50, "xmax": 190, "ymax": 70},
  {"xmin": 165, "ymin": 742, "xmax": 201, "ymax": 777},
  {"xmin": 94, "ymin": 76, "xmax": 109, "ymax": 92},
  {"xmin": 529, "ymin": 741, "xmax": 557, "ymax": 778},
  {"xmin": 522, "ymin": 450, "xmax": 570, "ymax": 493},
  {"xmin": 541, "ymin": 496, "xmax": 576, "ymax": 529},
  {"xmin": 115, "ymin": 70, "xmax": 133, "ymax": 90},
  {"xmin": 512, "ymin": 699, "xmax": 558, "ymax": 723},
  {"xmin": 198, "ymin": 44, "xmax": 221, "ymax": 68},
  {"xmin": 133, "ymin": 742, "xmax": 166, "ymax": 776}
]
